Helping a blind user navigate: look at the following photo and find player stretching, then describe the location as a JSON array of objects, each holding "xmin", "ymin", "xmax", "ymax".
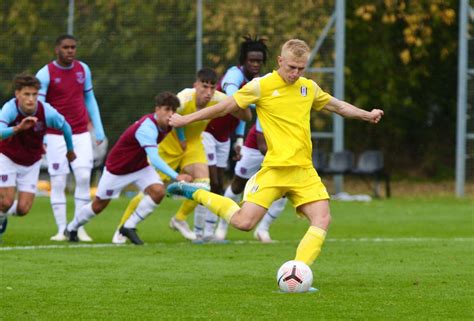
[
  {"xmin": 200, "ymin": 35, "xmax": 268, "ymax": 241},
  {"xmin": 0, "ymin": 74, "xmax": 76, "ymax": 240},
  {"xmin": 36, "ymin": 34, "xmax": 106, "ymax": 242},
  {"xmin": 167, "ymin": 39, "xmax": 383, "ymax": 268},
  {"xmin": 216, "ymin": 119, "xmax": 287, "ymax": 243},
  {"xmin": 112, "ymin": 68, "xmax": 251, "ymax": 243},
  {"xmin": 65, "ymin": 92, "xmax": 191, "ymax": 244}
]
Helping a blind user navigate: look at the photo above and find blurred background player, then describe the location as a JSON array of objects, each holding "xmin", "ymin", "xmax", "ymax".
[
  {"xmin": 200, "ymin": 35, "xmax": 268, "ymax": 241},
  {"xmin": 167, "ymin": 39, "xmax": 383, "ymax": 270},
  {"xmin": 0, "ymin": 74, "xmax": 76, "ymax": 240},
  {"xmin": 213, "ymin": 118, "xmax": 287, "ymax": 243},
  {"xmin": 66, "ymin": 92, "xmax": 191, "ymax": 244},
  {"xmin": 112, "ymin": 68, "xmax": 251, "ymax": 243},
  {"xmin": 36, "ymin": 34, "xmax": 106, "ymax": 242}
]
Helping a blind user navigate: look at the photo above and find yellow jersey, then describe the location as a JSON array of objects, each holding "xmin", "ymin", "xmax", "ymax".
[
  {"xmin": 233, "ymin": 70, "xmax": 332, "ymax": 168},
  {"xmin": 159, "ymin": 88, "xmax": 228, "ymax": 155}
]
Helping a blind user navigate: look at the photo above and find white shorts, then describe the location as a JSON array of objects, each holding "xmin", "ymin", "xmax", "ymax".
[
  {"xmin": 234, "ymin": 146, "xmax": 264, "ymax": 179},
  {"xmin": 0, "ymin": 154, "xmax": 41, "ymax": 193},
  {"xmin": 95, "ymin": 166, "xmax": 163, "ymax": 200},
  {"xmin": 201, "ymin": 132, "xmax": 230, "ymax": 168},
  {"xmin": 46, "ymin": 132, "xmax": 93, "ymax": 175}
]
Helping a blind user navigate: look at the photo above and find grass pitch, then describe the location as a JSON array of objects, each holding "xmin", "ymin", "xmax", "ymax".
[{"xmin": 0, "ymin": 195, "xmax": 472, "ymax": 320}]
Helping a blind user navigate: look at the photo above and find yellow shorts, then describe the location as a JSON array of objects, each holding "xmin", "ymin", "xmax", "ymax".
[
  {"xmin": 158, "ymin": 140, "xmax": 207, "ymax": 181},
  {"xmin": 243, "ymin": 166, "xmax": 329, "ymax": 209}
]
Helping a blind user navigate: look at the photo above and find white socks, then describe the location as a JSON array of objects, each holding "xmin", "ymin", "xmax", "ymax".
[
  {"xmin": 0, "ymin": 201, "xmax": 18, "ymax": 226},
  {"xmin": 50, "ymin": 174, "xmax": 68, "ymax": 233},
  {"xmin": 7, "ymin": 200, "xmax": 18, "ymax": 216},
  {"xmin": 256, "ymin": 197, "xmax": 287, "ymax": 231},
  {"xmin": 124, "ymin": 195, "xmax": 158, "ymax": 229},
  {"xmin": 67, "ymin": 203, "xmax": 96, "ymax": 231},
  {"xmin": 193, "ymin": 204, "xmax": 207, "ymax": 238},
  {"xmin": 203, "ymin": 210, "xmax": 218, "ymax": 238},
  {"xmin": 73, "ymin": 167, "xmax": 91, "ymax": 222}
]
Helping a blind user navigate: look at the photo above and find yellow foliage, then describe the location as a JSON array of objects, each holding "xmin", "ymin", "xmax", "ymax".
[
  {"xmin": 441, "ymin": 9, "xmax": 455, "ymax": 25},
  {"xmin": 400, "ymin": 49, "xmax": 411, "ymax": 64}
]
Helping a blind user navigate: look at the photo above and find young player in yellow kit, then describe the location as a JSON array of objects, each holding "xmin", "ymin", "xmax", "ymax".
[
  {"xmin": 167, "ymin": 39, "xmax": 383, "ymax": 268},
  {"xmin": 112, "ymin": 68, "xmax": 251, "ymax": 243}
]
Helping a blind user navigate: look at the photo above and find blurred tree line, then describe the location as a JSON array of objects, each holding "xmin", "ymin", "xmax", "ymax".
[{"xmin": 0, "ymin": 0, "xmax": 461, "ymax": 179}]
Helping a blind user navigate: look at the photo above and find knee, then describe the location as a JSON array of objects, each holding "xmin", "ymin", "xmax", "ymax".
[
  {"xmin": 318, "ymin": 211, "xmax": 331, "ymax": 227},
  {"xmin": 231, "ymin": 216, "xmax": 255, "ymax": 232},
  {"xmin": 0, "ymin": 198, "xmax": 13, "ymax": 213},
  {"xmin": 50, "ymin": 175, "xmax": 67, "ymax": 191},
  {"xmin": 231, "ymin": 181, "xmax": 244, "ymax": 195},
  {"xmin": 16, "ymin": 203, "xmax": 31, "ymax": 216},
  {"xmin": 148, "ymin": 188, "xmax": 165, "ymax": 204},
  {"xmin": 91, "ymin": 198, "xmax": 108, "ymax": 214},
  {"xmin": 74, "ymin": 168, "xmax": 91, "ymax": 186}
]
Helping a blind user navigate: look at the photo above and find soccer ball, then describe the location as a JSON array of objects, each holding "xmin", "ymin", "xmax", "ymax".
[{"xmin": 276, "ymin": 260, "xmax": 313, "ymax": 293}]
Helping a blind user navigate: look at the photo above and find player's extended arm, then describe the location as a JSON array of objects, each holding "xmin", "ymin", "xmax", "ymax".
[
  {"xmin": 144, "ymin": 147, "xmax": 180, "ymax": 180},
  {"xmin": 0, "ymin": 117, "xmax": 38, "ymax": 140},
  {"xmin": 60, "ymin": 121, "xmax": 75, "ymax": 153},
  {"xmin": 45, "ymin": 103, "xmax": 76, "ymax": 161},
  {"xmin": 175, "ymin": 127, "xmax": 187, "ymax": 151},
  {"xmin": 169, "ymin": 96, "xmax": 239, "ymax": 128},
  {"xmin": 0, "ymin": 101, "xmax": 37, "ymax": 139},
  {"xmin": 324, "ymin": 97, "xmax": 384, "ymax": 123},
  {"xmin": 84, "ymin": 89, "xmax": 106, "ymax": 143}
]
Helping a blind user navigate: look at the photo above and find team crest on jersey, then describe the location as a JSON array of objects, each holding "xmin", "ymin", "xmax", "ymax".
[
  {"xmin": 76, "ymin": 72, "xmax": 85, "ymax": 84},
  {"xmin": 1, "ymin": 175, "xmax": 8, "ymax": 182},
  {"xmin": 300, "ymin": 86, "xmax": 308, "ymax": 97},
  {"xmin": 34, "ymin": 121, "xmax": 45, "ymax": 132},
  {"xmin": 53, "ymin": 163, "xmax": 60, "ymax": 170},
  {"xmin": 106, "ymin": 190, "xmax": 114, "ymax": 196},
  {"xmin": 54, "ymin": 78, "xmax": 61, "ymax": 84}
]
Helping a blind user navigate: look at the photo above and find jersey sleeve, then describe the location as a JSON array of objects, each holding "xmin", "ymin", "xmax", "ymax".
[
  {"xmin": 255, "ymin": 118, "xmax": 263, "ymax": 133},
  {"xmin": 135, "ymin": 118, "xmax": 159, "ymax": 148},
  {"xmin": 35, "ymin": 65, "xmax": 50, "ymax": 102},
  {"xmin": 44, "ymin": 103, "xmax": 66, "ymax": 129},
  {"xmin": 0, "ymin": 100, "xmax": 18, "ymax": 140},
  {"xmin": 233, "ymin": 78, "xmax": 261, "ymax": 109},
  {"xmin": 79, "ymin": 62, "xmax": 93, "ymax": 92},
  {"xmin": 221, "ymin": 67, "xmax": 245, "ymax": 96},
  {"xmin": 311, "ymin": 81, "xmax": 332, "ymax": 111}
]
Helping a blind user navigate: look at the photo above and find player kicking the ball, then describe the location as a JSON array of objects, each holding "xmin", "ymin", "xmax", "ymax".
[{"xmin": 167, "ymin": 39, "xmax": 383, "ymax": 268}]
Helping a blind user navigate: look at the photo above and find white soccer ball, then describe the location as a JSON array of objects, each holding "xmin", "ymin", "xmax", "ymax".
[{"xmin": 276, "ymin": 260, "xmax": 313, "ymax": 293}]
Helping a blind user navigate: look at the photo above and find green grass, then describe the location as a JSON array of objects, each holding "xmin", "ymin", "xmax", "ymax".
[{"xmin": 0, "ymin": 196, "xmax": 473, "ymax": 320}]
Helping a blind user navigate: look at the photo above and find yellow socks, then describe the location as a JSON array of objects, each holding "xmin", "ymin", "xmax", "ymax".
[
  {"xmin": 175, "ymin": 178, "xmax": 210, "ymax": 221},
  {"xmin": 175, "ymin": 199, "xmax": 198, "ymax": 221},
  {"xmin": 193, "ymin": 189, "xmax": 240, "ymax": 223},
  {"xmin": 294, "ymin": 226, "xmax": 327, "ymax": 266},
  {"xmin": 118, "ymin": 192, "xmax": 144, "ymax": 227}
]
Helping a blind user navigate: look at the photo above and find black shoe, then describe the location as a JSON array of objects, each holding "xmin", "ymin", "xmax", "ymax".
[
  {"xmin": 0, "ymin": 216, "xmax": 8, "ymax": 236},
  {"xmin": 119, "ymin": 226, "xmax": 144, "ymax": 245},
  {"xmin": 64, "ymin": 228, "xmax": 79, "ymax": 242}
]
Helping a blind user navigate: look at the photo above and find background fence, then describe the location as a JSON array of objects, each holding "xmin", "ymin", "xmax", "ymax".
[{"xmin": 1, "ymin": 0, "xmax": 471, "ymax": 195}]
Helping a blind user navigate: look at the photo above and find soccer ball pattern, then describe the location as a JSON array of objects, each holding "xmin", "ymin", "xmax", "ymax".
[{"xmin": 276, "ymin": 260, "xmax": 313, "ymax": 293}]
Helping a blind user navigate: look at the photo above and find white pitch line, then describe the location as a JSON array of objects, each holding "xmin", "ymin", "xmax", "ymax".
[
  {"xmin": 0, "ymin": 243, "xmax": 123, "ymax": 251},
  {"xmin": 0, "ymin": 237, "xmax": 472, "ymax": 251}
]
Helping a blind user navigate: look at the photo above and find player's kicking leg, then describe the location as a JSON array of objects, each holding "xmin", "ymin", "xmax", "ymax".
[{"xmin": 167, "ymin": 181, "xmax": 267, "ymax": 231}]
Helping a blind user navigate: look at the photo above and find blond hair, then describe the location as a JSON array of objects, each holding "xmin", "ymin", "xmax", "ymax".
[{"xmin": 281, "ymin": 39, "xmax": 310, "ymax": 59}]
